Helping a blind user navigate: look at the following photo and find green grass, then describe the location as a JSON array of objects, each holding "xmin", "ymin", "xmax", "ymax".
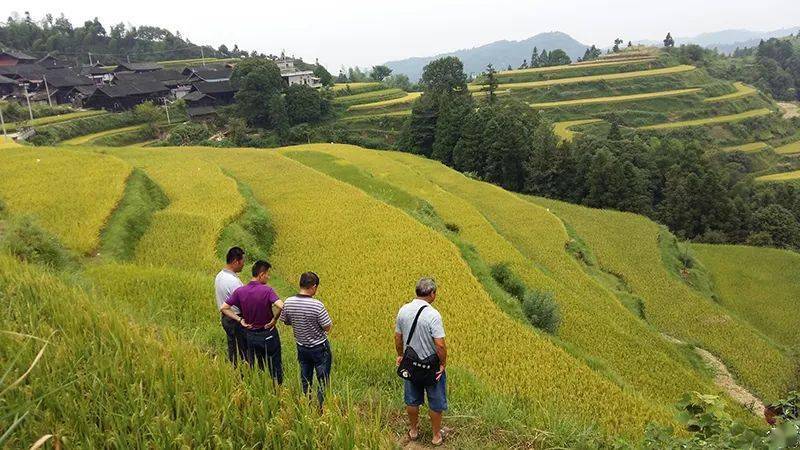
[
  {"xmin": 703, "ymin": 82, "xmax": 758, "ymax": 103},
  {"xmin": 692, "ymin": 244, "xmax": 800, "ymax": 349},
  {"xmin": 5, "ymin": 110, "xmax": 108, "ymax": 132},
  {"xmin": 638, "ymin": 108, "xmax": 773, "ymax": 130},
  {"xmin": 98, "ymin": 168, "xmax": 169, "ymax": 261}
]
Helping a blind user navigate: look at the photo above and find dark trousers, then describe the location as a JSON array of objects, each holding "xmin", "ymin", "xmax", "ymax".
[
  {"xmin": 221, "ymin": 314, "xmax": 247, "ymax": 366},
  {"xmin": 245, "ymin": 328, "xmax": 283, "ymax": 384},
  {"xmin": 297, "ymin": 341, "xmax": 332, "ymax": 405}
]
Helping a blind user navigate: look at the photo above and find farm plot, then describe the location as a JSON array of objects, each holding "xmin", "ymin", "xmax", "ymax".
[
  {"xmin": 638, "ymin": 108, "xmax": 773, "ymax": 130},
  {"xmin": 331, "ymin": 82, "xmax": 384, "ymax": 97},
  {"xmin": 530, "ymin": 88, "xmax": 701, "ymax": 108},
  {"xmin": 692, "ymin": 244, "xmax": 800, "ymax": 349},
  {"xmin": 108, "ymin": 148, "xmax": 244, "ymax": 272},
  {"xmin": 210, "ymin": 146, "xmax": 672, "ymax": 438},
  {"xmin": 332, "ymin": 88, "xmax": 407, "ymax": 108},
  {"xmin": 531, "ymin": 196, "xmax": 796, "ymax": 402},
  {"xmin": 497, "ymin": 57, "xmax": 657, "ymax": 76},
  {"xmin": 756, "ymin": 170, "xmax": 800, "ymax": 182},
  {"xmin": 347, "ymin": 92, "xmax": 421, "ymax": 112},
  {"xmin": 554, "ymin": 119, "xmax": 602, "ymax": 141},
  {"xmin": 469, "ymin": 65, "xmax": 696, "ymax": 92},
  {"xmin": 721, "ymin": 142, "xmax": 769, "ymax": 153},
  {"xmin": 703, "ymin": 82, "xmax": 757, "ymax": 103},
  {"xmin": 0, "ymin": 146, "xmax": 131, "ymax": 253},
  {"xmin": 284, "ymin": 144, "xmax": 719, "ymax": 412},
  {"xmin": 775, "ymin": 140, "xmax": 800, "ymax": 155}
]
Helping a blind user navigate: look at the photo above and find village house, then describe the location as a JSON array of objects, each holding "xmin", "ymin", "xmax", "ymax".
[
  {"xmin": 0, "ymin": 50, "xmax": 37, "ymax": 67},
  {"xmin": 113, "ymin": 62, "xmax": 164, "ymax": 74},
  {"xmin": 275, "ymin": 54, "xmax": 322, "ymax": 88},
  {"xmin": 182, "ymin": 65, "xmax": 233, "ymax": 83},
  {"xmin": 85, "ymin": 78, "xmax": 170, "ymax": 111},
  {"xmin": 81, "ymin": 62, "xmax": 114, "ymax": 84}
]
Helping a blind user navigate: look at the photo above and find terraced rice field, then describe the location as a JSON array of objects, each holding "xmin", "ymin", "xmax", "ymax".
[
  {"xmin": 529, "ymin": 88, "xmax": 700, "ymax": 108},
  {"xmin": 339, "ymin": 110, "xmax": 412, "ymax": 122},
  {"xmin": 347, "ymin": 92, "xmax": 422, "ymax": 111},
  {"xmin": 721, "ymin": 142, "xmax": 769, "ymax": 153},
  {"xmin": 332, "ymin": 88, "xmax": 407, "ymax": 107},
  {"xmin": 756, "ymin": 170, "xmax": 800, "ymax": 182},
  {"xmin": 5, "ymin": 110, "xmax": 108, "ymax": 132},
  {"xmin": 0, "ymin": 146, "xmax": 131, "ymax": 253},
  {"xmin": 496, "ymin": 57, "xmax": 657, "ymax": 76},
  {"xmin": 61, "ymin": 124, "xmax": 148, "ymax": 145},
  {"xmin": 554, "ymin": 119, "xmax": 602, "ymax": 141},
  {"xmin": 703, "ymin": 82, "xmax": 758, "ymax": 103},
  {"xmin": 332, "ymin": 82, "xmax": 382, "ymax": 94},
  {"xmin": 775, "ymin": 140, "xmax": 800, "ymax": 155},
  {"xmin": 531, "ymin": 197, "xmax": 796, "ymax": 402},
  {"xmin": 692, "ymin": 244, "xmax": 800, "ymax": 348},
  {"xmin": 469, "ymin": 65, "xmax": 696, "ymax": 92},
  {"xmin": 638, "ymin": 108, "xmax": 773, "ymax": 130}
]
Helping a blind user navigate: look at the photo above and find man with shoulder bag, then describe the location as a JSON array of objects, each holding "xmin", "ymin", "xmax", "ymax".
[{"xmin": 395, "ymin": 277, "xmax": 448, "ymax": 446}]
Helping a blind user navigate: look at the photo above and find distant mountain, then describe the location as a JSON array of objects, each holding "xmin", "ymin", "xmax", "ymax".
[
  {"xmin": 636, "ymin": 26, "xmax": 800, "ymax": 54},
  {"xmin": 384, "ymin": 32, "xmax": 588, "ymax": 82}
]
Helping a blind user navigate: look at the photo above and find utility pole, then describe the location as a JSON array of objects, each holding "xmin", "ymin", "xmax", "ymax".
[
  {"xmin": 43, "ymin": 75, "xmax": 53, "ymax": 107},
  {"xmin": 22, "ymin": 84, "xmax": 34, "ymax": 121},
  {"xmin": 201, "ymin": 47, "xmax": 206, "ymax": 66},
  {"xmin": 0, "ymin": 103, "xmax": 8, "ymax": 144},
  {"xmin": 88, "ymin": 52, "xmax": 93, "ymax": 65},
  {"xmin": 163, "ymin": 98, "xmax": 171, "ymax": 125},
  {"xmin": 127, "ymin": 54, "xmax": 130, "ymax": 63}
]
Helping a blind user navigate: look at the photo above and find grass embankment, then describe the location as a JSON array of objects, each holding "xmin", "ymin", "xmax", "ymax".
[
  {"xmin": 703, "ymin": 82, "xmax": 758, "ymax": 103},
  {"xmin": 331, "ymin": 82, "xmax": 383, "ymax": 96},
  {"xmin": 554, "ymin": 119, "xmax": 602, "ymax": 141},
  {"xmin": 638, "ymin": 108, "xmax": 773, "ymax": 130},
  {"xmin": 468, "ymin": 65, "xmax": 696, "ymax": 92},
  {"xmin": 692, "ymin": 244, "xmax": 800, "ymax": 349},
  {"xmin": 496, "ymin": 57, "xmax": 657, "ymax": 76},
  {"xmin": 0, "ymin": 147, "xmax": 130, "ymax": 253},
  {"xmin": 531, "ymin": 196, "xmax": 796, "ymax": 403},
  {"xmin": 5, "ymin": 110, "xmax": 107, "ymax": 132},
  {"xmin": 98, "ymin": 168, "xmax": 169, "ymax": 261},
  {"xmin": 529, "ymin": 88, "xmax": 701, "ymax": 108},
  {"xmin": 61, "ymin": 124, "xmax": 149, "ymax": 145},
  {"xmin": 339, "ymin": 110, "xmax": 412, "ymax": 122}
]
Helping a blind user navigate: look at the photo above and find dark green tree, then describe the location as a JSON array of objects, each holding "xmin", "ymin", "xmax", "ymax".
[
  {"xmin": 231, "ymin": 58, "xmax": 286, "ymax": 128},
  {"xmin": 370, "ymin": 65, "xmax": 393, "ymax": 81},
  {"xmin": 484, "ymin": 63, "xmax": 499, "ymax": 104},
  {"xmin": 547, "ymin": 49, "xmax": 571, "ymax": 66},
  {"xmin": 431, "ymin": 94, "xmax": 473, "ymax": 165},
  {"xmin": 313, "ymin": 64, "xmax": 334, "ymax": 86},
  {"xmin": 613, "ymin": 38, "xmax": 624, "ymax": 53},
  {"xmin": 285, "ymin": 84, "xmax": 328, "ymax": 125},
  {"xmin": 453, "ymin": 110, "xmax": 486, "ymax": 174},
  {"xmin": 530, "ymin": 47, "xmax": 540, "ymax": 67}
]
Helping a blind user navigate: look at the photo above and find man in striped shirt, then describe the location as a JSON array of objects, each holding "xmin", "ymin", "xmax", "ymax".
[{"xmin": 280, "ymin": 272, "xmax": 333, "ymax": 405}]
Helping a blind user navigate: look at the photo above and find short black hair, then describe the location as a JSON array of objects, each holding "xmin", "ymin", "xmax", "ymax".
[
  {"xmin": 226, "ymin": 247, "xmax": 245, "ymax": 264},
  {"xmin": 299, "ymin": 271, "xmax": 320, "ymax": 289},
  {"xmin": 252, "ymin": 260, "xmax": 272, "ymax": 277}
]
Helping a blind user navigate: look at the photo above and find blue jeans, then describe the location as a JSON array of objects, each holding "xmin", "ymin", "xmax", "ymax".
[
  {"xmin": 404, "ymin": 371, "xmax": 447, "ymax": 412},
  {"xmin": 297, "ymin": 341, "xmax": 332, "ymax": 405},
  {"xmin": 245, "ymin": 328, "xmax": 283, "ymax": 384}
]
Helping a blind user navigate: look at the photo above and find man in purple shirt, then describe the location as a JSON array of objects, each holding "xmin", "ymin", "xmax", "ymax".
[{"xmin": 221, "ymin": 260, "xmax": 285, "ymax": 383}]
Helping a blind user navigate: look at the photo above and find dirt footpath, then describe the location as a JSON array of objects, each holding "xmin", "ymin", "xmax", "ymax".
[{"xmin": 778, "ymin": 102, "xmax": 800, "ymax": 119}]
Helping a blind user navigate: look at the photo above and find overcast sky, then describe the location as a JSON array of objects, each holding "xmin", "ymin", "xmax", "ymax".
[{"xmin": 5, "ymin": 0, "xmax": 800, "ymax": 70}]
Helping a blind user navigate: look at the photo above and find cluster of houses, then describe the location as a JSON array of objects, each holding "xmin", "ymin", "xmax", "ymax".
[{"xmin": 0, "ymin": 49, "xmax": 323, "ymax": 120}]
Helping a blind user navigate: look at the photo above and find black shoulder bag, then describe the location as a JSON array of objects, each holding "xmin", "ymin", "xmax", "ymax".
[{"xmin": 396, "ymin": 305, "xmax": 440, "ymax": 386}]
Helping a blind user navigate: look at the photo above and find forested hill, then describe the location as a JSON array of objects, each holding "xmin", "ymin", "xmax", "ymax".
[
  {"xmin": 636, "ymin": 26, "xmax": 800, "ymax": 54},
  {"xmin": 0, "ymin": 12, "xmax": 249, "ymax": 65},
  {"xmin": 384, "ymin": 31, "xmax": 588, "ymax": 81}
]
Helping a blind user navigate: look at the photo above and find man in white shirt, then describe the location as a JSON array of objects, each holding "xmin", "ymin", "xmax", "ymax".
[{"xmin": 214, "ymin": 247, "xmax": 246, "ymax": 366}]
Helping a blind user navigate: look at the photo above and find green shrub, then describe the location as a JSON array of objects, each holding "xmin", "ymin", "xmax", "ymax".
[
  {"xmin": 0, "ymin": 216, "xmax": 74, "ymax": 269},
  {"xmin": 164, "ymin": 122, "xmax": 211, "ymax": 146},
  {"xmin": 28, "ymin": 111, "xmax": 142, "ymax": 146},
  {"xmin": 490, "ymin": 262, "xmax": 526, "ymax": 300},
  {"xmin": 521, "ymin": 289, "xmax": 561, "ymax": 334}
]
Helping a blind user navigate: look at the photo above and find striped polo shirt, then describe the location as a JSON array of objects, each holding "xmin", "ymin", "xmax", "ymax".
[{"xmin": 280, "ymin": 294, "xmax": 332, "ymax": 347}]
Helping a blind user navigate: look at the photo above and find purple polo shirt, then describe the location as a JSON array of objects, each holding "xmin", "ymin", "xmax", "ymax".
[{"xmin": 226, "ymin": 281, "xmax": 280, "ymax": 329}]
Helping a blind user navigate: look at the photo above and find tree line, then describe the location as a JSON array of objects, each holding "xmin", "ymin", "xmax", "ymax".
[
  {"xmin": 397, "ymin": 56, "xmax": 800, "ymax": 250},
  {"xmin": 0, "ymin": 12, "xmax": 249, "ymax": 64}
]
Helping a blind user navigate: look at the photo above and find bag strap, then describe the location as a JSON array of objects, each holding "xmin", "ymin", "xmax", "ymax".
[{"xmin": 406, "ymin": 305, "xmax": 428, "ymax": 346}]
